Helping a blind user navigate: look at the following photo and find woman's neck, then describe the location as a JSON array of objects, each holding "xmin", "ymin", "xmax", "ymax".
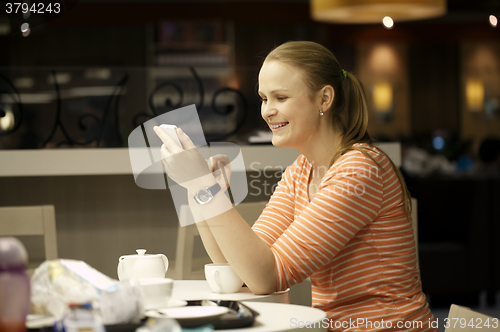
[{"xmin": 301, "ymin": 129, "xmax": 343, "ymax": 178}]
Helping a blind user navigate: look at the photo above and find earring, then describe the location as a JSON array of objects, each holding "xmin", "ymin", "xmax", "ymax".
[{"xmin": 319, "ymin": 110, "xmax": 324, "ymax": 116}]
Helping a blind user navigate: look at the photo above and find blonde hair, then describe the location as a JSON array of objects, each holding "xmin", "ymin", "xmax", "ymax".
[{"xmin": 264, "ymin": 41, "xmax": 412, "ymax": 219}]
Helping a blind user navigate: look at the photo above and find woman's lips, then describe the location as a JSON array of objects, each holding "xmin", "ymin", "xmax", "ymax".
[{"xmin": 269, "ymin": 122, "xmax": 289, "ymax": 132}]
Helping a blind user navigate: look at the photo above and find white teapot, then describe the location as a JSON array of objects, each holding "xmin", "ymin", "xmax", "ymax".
[{"xmin": 117, "ymin": 249, "xmax": 168, "ymax": 281}]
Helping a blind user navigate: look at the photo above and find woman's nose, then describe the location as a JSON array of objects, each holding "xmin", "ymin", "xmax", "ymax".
[{"xmin": 262, "ymin": 103, "xmax": 277, "ymax": 119}]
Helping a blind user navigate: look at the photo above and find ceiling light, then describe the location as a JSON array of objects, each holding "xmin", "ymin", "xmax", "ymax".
[
  {"xmin": 20, "ymin": 23, "xmax": 29, "ymax": 33},
  {"xmin": 382, "ymin": 16, "xmax": 394, "ymax": 29},
  {"xmin": 490, "ymin": 15, "xmax": 498, "ymax": 28},
  {"xmin": 311, "ymin": 0, "xmax": 447, "ymax": 24}
]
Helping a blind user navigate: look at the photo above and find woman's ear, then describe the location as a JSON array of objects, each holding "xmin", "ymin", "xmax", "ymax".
[{"xmin": 319, "ymin": 85, "xmax": 335, "ymax": 112}]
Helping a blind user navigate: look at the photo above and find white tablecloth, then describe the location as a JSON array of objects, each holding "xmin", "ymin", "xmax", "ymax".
[{"xmin": 172, "ymin": 280, "xmax": 290, "ymax": 303}]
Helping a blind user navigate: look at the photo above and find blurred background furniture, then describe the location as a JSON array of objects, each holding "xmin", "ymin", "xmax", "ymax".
[
  {"xmin": 411, "ymin": 177, "xmax": 493, "ymax": 306},
  {"xmin": 411, "ymin": 197, "xmax": 420, "ymax": 271},
  {"xmin": 0, "ymin": 205, "xmax": 58, "ymax": 274},
  {"xmin": 444, "ymin": 304, "xmax": 498, "ymax": 332},
  {"xmin": 173, "ymin": 201, "xmax": 268, "ymax": 280}
]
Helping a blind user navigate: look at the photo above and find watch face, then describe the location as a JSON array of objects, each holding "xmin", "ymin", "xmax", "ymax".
[{"xmin": 196, "ymin": 188, "xmax": 213, "ymax": 204}]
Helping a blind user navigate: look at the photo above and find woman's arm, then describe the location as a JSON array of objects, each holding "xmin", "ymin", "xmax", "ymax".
[
  {"xmin": 188, "ymin": 198, "xmax": 227, "ymax": 263},
  {"xmin": 155, "ymin": 126, "xmax": 277, "ymax": 294}
]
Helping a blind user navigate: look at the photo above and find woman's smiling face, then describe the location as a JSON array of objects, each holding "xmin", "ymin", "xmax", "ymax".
[{"xmin": 258, "ymin": 60, "xmax": 321, "ymax": 150}]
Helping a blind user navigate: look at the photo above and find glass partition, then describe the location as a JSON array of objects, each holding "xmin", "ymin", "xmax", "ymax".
[{"xmin": 0, "ymin": 66, "xmax": 263, "ymax": 149}]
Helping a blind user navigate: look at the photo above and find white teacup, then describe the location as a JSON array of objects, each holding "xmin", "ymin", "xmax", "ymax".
[
  {"xmin": 205, "ymin": 263, "xmax": 243, "ymax": 294},
  {"xmin": 137, "ymin": 278, "xmax": 174, "ymax": 309}
]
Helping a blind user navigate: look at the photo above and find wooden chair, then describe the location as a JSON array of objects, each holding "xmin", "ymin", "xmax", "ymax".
[
  {"xmin": 444, "ymin": 304, "xmax": 498, "ymax": 331},
  {"xmin": 0, "ymin": 205, "xmax": 58, "ymax": 274},
  {"xmin": 172, "ymin": 201, "xmax": 268, "ymax": 280}
]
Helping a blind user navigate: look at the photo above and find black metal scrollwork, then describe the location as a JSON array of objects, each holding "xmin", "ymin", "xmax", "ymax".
[
  {"xmin": 210, "ymin": 87, "xmax": 248, "ymax": 141},
  {"xmin": 145, "ymin": 66, "xmax": 247, "ymax": 141},
  {"xmin": 139, "ymin": 67, "xmax": 206, "ymax": 128},
  {"xmin": 0, "ymin": 66, "xmax": 249, "ymax": 148},
  {"xmin": 41, "ymin": 70, "xmax": 129, "ymax": 148}
]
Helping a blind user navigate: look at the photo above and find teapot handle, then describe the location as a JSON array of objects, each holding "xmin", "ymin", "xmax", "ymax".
[
  {"xmin": 159, "ymin": 254, "xmax": 169, "ymax": 274},
  {"xmin": 117, "ymin": 258, "xmax": 126, "ymax": 281}
]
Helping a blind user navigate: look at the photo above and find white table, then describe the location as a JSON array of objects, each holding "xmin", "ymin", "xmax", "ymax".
[
  {"xmin": 172, "ymin": 280, "xmax": 290, "ymax": 303},
  {"xmin": 171, "ymin": 281, "xmax": 326, "ymax": 331},
  {"xmin": 223, "ymin": 301, "xmax": 326, "ymax": 332}
]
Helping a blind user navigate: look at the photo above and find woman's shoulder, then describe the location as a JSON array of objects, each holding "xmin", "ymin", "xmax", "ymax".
[
  {"xmin": 340, "ymin": 143, "xmax": 385, "ymax": 163},
  {"xmin": 331, "ymin": 143, "xmax": 389, "ymax": 174}
]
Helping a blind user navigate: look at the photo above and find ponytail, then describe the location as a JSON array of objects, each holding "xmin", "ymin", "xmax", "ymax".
[{"xmin": 335, "ymin": 71, "xmax": 412, "ymax": 220}]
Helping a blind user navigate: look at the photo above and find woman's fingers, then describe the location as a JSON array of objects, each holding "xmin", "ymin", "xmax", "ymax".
[
  {"xmin": 176, "ymin": 127, "xmax": 197, "ymax": 150},
  {"xmin": 217, "ymin": 160, "xmax": 231, "ymax": 190},
  {"xmin": 208, "ymin": 155, "xmax": 230, "ymax": 172},
  {"xmin": 208, "ymin": 157, "xmax": 214, "ymax": 172},
  {"xmin": 152, "ymin": 127, "xmax": 233, "ymax": 189},
  {"xmin": 211, "ymin": 154, "xmax": 230, "ymax": 170},
  {"xmin": 153, "ymin": 126, "xmax": 183, "ymax": 154},
  {"xmin": 209, "ymin": 155, "xmax": 231, "ymax": 189}
]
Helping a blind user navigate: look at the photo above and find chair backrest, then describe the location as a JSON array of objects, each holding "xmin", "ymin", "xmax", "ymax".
[
  {"xmin": 411, "ymin": 197, "xmax": 419, "ymax": 270},
  {"xmin": 174, "ymin": 201, "xmax": 268, "ymax": 280},
  {"xmin": 0, "ymin": 205, "xmax": 58, "ymax": 266},
  {"xmin": 444, "ymin": 304, "xmax": 498, "ymax": 332}
]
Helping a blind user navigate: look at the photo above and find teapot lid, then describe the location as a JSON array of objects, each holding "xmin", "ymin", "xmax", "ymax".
[
  {"xmin": 119, "ymin": 248, "xmax": 163, "ymax": 261},
  {"xmin": 131, "ymin": 249, "xmax": 160, "ymax": 258}
]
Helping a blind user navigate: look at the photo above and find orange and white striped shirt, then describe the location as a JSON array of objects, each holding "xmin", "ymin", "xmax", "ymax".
[{"xmin": 252, "ymin": 144, "xmax": 437, "ymax": 332}]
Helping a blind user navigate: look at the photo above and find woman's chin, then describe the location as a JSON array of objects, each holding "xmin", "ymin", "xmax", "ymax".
[
  {"xmin": 271, "ymin": 136, "xmax": 290, "ymax": 148},
  {"xmin": 271, "ymin": 136, "xmax": 281, "ymax": 147}
]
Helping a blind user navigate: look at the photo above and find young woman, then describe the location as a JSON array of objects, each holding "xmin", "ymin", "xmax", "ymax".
[{"xmin": 154, "ymin": 41, "xmax": 437, "ymax": 331}]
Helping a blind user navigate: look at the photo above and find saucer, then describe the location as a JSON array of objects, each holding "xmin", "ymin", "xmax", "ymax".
[
  {"xmin": 144, "ymin": 297, "xmax": 187, "ymax": 310},
  {"xmin": 145, "ymin": 306, "xmax": 229, "ymax": 328},
  {"xmin": 165, "ymin": 298, "xmax": 188, "ymax": 308}
]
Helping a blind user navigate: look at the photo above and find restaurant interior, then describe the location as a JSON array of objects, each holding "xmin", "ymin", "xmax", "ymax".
[{"xmin": 0, "ymin": 0, "xmax": 500, "ymax": 329}]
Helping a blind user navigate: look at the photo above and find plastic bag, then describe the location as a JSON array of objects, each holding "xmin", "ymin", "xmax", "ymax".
[
  {"xmin": 136, "ymin": 318, "xmax": 183, "ymax": 332},
  {"xmin": 30, "ymin": 259, "xmax": 144, "ymax": 325}
]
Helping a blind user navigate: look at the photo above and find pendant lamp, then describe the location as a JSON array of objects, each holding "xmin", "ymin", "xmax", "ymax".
[{"xmin": 311, "ymin": 0, "xmax": 447, "ymax": 24}]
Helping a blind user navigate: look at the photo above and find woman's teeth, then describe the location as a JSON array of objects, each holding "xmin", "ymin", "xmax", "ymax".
[{"xmin": 270, "ymin": 123, "xmax": 288, "ymax": 130}]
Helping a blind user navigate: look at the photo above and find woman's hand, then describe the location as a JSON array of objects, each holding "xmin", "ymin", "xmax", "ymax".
[
  {"xmin": 153, "ymin": 126, "xmax": 231, "ymax": 191},
  {"xmin": 210, "ymin": 154, "xmax": 231, "ymax": 190},
  {"xmin": 154, "ymin": 126, "xmax": 213, "ymax": 189}
]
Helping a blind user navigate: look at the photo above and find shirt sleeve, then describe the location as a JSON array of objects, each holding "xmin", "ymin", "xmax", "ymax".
[
  {"xmin": 251, "ymin": 158, "xmax": 298, "ymax": 246},
  {"xmin": 256, "ymin": 152, "xmax": 384, "ymax": 291}
]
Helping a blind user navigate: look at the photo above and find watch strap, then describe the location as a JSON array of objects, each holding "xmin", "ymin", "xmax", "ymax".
[{"xmin": 206, "ymin": 182, "xmax": 221, "ymax": 195}]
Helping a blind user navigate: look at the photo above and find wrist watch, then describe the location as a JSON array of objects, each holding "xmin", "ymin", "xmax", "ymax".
[{"xmin": 193, "ymin": 183, "xmax": 221, "ymax": 204}]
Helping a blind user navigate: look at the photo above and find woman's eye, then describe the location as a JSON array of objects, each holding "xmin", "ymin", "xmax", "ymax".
[
  {"xmin": 277, "ymin": 97, "xmax": 288, "ymax": 101},
  {"xmin": 260, "ymin": 98, "xmax": 268, "ymax": 103}
]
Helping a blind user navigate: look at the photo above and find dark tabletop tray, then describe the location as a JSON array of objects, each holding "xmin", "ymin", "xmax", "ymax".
[{"xmin": 184, "ymin": 299, "xmax": 260, "ymax": 329}]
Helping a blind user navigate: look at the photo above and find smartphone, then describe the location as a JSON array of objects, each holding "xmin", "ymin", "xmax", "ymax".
[{"xmin": 159, "ymin": 124, "xmax": 182, "ymax": 147}]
